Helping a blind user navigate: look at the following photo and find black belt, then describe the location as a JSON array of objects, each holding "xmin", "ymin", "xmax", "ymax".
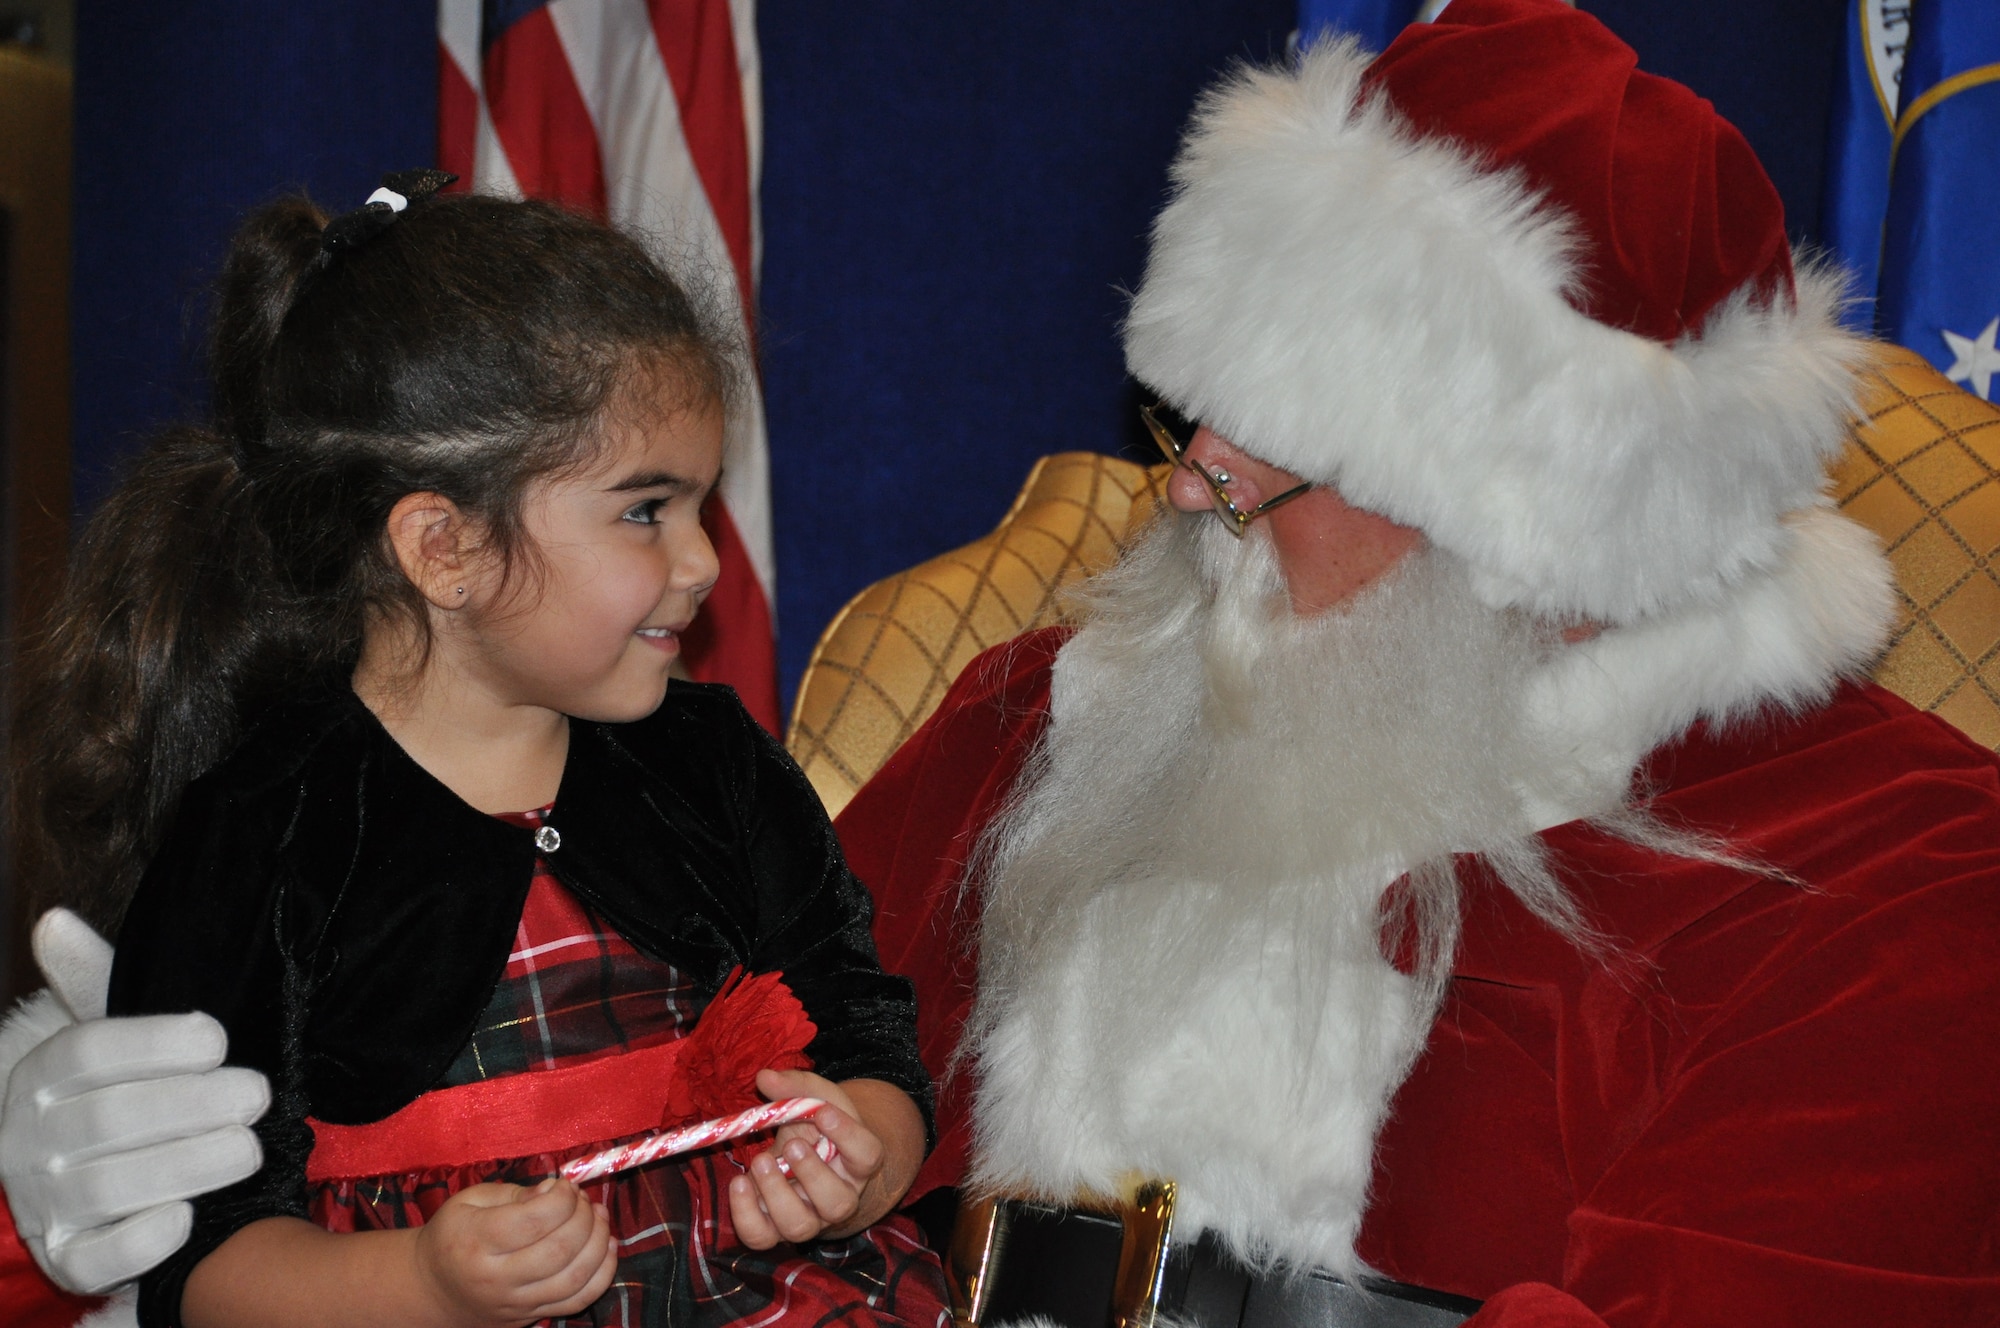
[
  {"xmin": 955, "ymin": 1193, "xmax": 1480, "ymax": 1328},
  {"xmin": 1169, "ymin": 1230, "xmax": 1481, "ymax": 1328}
]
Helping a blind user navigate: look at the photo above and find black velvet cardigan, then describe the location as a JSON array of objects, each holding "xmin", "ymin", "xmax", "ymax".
[{"xmin": 108, "ymin": 681, "xmax": 930, "ymax": 1327}]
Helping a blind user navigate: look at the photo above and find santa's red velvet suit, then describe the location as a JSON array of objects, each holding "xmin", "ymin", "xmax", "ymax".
[{"xmin": 841, "ymin": 626, "xmax": 2000, "ymax": 1328}]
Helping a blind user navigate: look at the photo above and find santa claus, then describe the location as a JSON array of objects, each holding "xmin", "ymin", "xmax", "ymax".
[
  {"xmin": 4, "ymin": 2, "xmax": 1999, "ymax": 1326},
  {"xmin": 837, "ymin": 0, "xmax": 2000, "ymax": 1321}
]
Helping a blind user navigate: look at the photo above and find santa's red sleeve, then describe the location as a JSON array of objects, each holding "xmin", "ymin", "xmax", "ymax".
[
  {"xmin": 0, "ymin": 1186, "xmax": 105, "ymax": 1328},
  {"xmin": 835, "ymin": 627, "xmax": 1068, "ymax": 1203},
  {"xmin": 1358, "ymin": 684, "xmax": 2000, "ymax": 1326}
]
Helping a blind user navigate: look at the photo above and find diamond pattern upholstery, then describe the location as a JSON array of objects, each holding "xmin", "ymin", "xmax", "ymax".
[
  {"xmin": 785, "ymin": 453, "xmax": 1167, "ymax": 815},
  {"xmin": 1832, "ymin": 345, "xmax": 2000, "ymax": 747},
  {"xmin": 787, "ymin": 348, "xmax": 2000, "ymax": 814}
]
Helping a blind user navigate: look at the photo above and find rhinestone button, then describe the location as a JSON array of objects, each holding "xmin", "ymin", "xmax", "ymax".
[{"xmin": 534, "ymin": 825, "xmax": 562, "ymax": 854}]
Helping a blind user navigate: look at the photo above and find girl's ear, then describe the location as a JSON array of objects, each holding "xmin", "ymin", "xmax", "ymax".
[{"xmin": 385, "ymin": 491, "xmax": 478, "ymax": 610}]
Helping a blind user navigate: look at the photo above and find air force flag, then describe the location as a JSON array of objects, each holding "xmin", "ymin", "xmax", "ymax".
[
  {"xmin": 1296, "ymin": 0, "xmax": 1560, "ymax": 53},
  {"xmin": 1299, "ymin": 0, "xmax": 1424, "ymax": 51},
  {"xmin": 1296, "ymin": 0, "xmax": 1535, "ymax": 54},
  {"xmin": 1875, "ymin": 4, "xmax": 2000, "ymax": 400},
  {"xmin": 1822, "ymin": 1, "xmax": 1909, "ymax": 314}
]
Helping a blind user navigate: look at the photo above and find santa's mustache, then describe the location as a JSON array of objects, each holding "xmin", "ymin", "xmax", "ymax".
[{"xmin": 974, "ymin": 514, "xmax": 1603, "ymax": 1021}]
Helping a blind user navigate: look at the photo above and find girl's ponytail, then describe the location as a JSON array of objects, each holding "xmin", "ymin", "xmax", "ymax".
[
  {"xmin": 13, "ymin": 205, "xmax": 326, "ymax": 935},
  {"xmin": 210, "ymin": 196, "xmax": 324, "ymax": 446}
]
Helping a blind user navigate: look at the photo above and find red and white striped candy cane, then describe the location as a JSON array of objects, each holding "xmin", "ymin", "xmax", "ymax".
[{"xmin": 559, "ymin": 1097, "xmax": 834, "ymax": 1185}]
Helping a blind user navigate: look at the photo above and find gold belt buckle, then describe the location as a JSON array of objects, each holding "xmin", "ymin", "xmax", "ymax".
[{"xmin": 947, "ymin": 1173, "xmax": 1179, "ymax": 1328}]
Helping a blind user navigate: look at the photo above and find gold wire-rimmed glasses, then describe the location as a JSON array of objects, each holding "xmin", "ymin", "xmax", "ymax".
[{"xmin": 1139, "ymin": 403, "xmax": 1312, "ymax": 538}]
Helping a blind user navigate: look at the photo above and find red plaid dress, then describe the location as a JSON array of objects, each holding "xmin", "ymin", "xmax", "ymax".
[{"xmin": 309, "ymin": 811, "xmax": 952, "ymax": 1328}]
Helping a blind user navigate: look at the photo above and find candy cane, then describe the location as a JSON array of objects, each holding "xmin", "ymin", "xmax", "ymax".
[{"xmin": 559, "ymin": 1097, "xmax": 833, "ymax": 1185}]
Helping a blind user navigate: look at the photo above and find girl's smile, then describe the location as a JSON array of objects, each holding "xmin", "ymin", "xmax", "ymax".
[{"xmin": 635, "ymin": 624, "xmax": 685, "ymax": 655}]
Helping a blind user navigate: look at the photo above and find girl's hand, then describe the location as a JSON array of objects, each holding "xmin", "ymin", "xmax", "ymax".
[
  {"xmin": 727, "ymin": 1069, "xmax": 922, "ymax": 1249},
  {"xmin": 414, "ymin": 1178, "xmax": 618, "ymax": 1325}
]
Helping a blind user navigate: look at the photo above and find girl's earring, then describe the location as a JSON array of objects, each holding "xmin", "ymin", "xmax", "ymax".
[{"xmin": 454, "ymin": 586, "xmax": 466, "ymax": 598}]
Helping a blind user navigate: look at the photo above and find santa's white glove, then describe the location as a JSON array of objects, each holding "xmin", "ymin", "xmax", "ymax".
[{"xmin": 0, "ymin": 909, "xmax": 269, "ymax": 1295}]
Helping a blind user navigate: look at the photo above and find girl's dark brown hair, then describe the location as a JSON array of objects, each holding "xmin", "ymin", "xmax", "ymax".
[{"xmin": 14, "ymin": 192, "xmax": 736, "ymax": 934}]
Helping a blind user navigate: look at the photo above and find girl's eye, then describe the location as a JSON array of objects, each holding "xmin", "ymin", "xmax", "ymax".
[{"xmin": 622, "ymin": 498, "xmax": 669, "ymax": 525}]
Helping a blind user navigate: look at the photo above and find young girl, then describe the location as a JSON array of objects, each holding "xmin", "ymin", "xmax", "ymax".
[{"xmin": 15, "ymin": 177, "xmax": 951, "ymax": 1328}]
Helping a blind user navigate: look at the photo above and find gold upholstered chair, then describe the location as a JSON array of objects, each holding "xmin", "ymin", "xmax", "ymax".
[
  {"xmin": 786, "ymin": 346, "xmax": 2000, "ymax": 812},
  {"xmin": 785, "ymin": 453, "xmax": 1168, "ymax": 815}
]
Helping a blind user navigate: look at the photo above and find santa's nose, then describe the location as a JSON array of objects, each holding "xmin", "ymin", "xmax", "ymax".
[{"xmin": 1171, "ymin": 426, "xmax": 1274, "ymax": 511}]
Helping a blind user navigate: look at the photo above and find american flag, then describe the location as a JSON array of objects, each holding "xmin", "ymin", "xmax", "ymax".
[{"xmin": 437, "ymin": 0, "xmax": 780, "ymax": 733}]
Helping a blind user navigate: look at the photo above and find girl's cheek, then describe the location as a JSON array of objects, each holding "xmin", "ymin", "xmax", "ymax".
[{"xmin": 608, "ymin": 563, "xmax": 668, "ymax": 616}]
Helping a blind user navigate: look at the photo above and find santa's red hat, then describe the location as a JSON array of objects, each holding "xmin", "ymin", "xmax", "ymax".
[{"xmin": 1124, "ymin": 0, "xmax": 1871, "ymax": 624}]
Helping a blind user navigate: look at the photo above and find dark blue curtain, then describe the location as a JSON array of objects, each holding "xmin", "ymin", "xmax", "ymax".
[
  {"xmin": 72, "ymin": 2, "xmax": 436, "ymax": 513},
  {"xmin": 757, "ymin": 3, "xmax": 1296, "ymax": 697},
  {"xmin": 72, "ymin": 1, "xmax": 1849, "ymax": 710}
]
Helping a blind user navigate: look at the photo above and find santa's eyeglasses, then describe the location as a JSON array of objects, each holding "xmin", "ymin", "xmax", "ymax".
[{"xmin": 1140, "ymin": 404, "xmax": 1311, "ymax": 538}]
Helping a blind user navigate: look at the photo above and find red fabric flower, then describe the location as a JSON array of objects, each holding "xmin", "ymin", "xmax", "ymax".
[{"xmin": 662, "ymin": 968, "xmax": 816, "ymax": 1138}]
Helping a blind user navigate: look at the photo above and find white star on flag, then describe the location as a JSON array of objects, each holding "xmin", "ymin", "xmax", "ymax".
[{"xmin": 1942, "ymin": 317, "xmax": 2000, "ymax": 401}]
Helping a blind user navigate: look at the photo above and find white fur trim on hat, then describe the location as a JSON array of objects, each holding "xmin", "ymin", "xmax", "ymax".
[{"xmin": 1123, "ymin": 38, "xmax": 1875, "ymax": 625}]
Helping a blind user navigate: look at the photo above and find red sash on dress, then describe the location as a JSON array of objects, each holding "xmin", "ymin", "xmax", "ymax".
[{"xmin": 306, "ymin": 967, "xmax": 815, "ymax": 1182}]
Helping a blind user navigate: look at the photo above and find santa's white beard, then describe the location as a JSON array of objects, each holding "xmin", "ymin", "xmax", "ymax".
[{"xmin": 967, "ymin": 516, "xmax": 1613, "ymax": 1275}]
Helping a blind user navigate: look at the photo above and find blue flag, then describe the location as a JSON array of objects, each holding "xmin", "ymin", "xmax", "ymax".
[
  {"xmin": 1298, "ymin": 0, "xmax": 1425, "ymax": 53},
  {"xmin": 1877, "ymin": 3, "xmax": 2000, "ymax": 399},
  {"xmin": 1821, "ymin": 1, "xmax": 1911, "ymax": 324},
  {"xmin": 1295, "ymin": 3, "xmax": 1582, "ymax": 68}
]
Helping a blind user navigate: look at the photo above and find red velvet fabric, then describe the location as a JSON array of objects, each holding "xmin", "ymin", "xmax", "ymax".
[
  {"xmin": 839, "ymin": 626, "xmax": 2000, "ymax": 1326},
  {"xmin": 0, "ymin": 1188, "xmax": 103, "ymax": 1328},
  {"xmin": 1358, "ymin": 0, "xmax": 1792, "ymax": 343}
]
